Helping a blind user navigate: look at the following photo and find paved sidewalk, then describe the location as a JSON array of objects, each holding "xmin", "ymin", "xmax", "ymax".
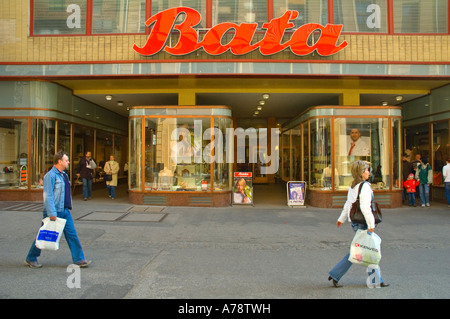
[{"xmin": 0, "ymin": 184, "xmax": 449, "ymax": 300}]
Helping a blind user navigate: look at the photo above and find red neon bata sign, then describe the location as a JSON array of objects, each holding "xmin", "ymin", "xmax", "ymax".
[{"xmin": 133, "ymin": 7, "xmax": 348, "ymax": 57}]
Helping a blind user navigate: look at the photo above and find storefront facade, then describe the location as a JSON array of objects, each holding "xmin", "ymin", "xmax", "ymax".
[{"xmin": 1, "ymin": 0, "xmax": 449, "ymax": 207}]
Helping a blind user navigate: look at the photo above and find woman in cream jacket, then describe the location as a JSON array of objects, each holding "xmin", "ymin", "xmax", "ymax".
[
  {"xmin": 104, "ymin": 155, "xmax": 120, "ymax": 199},
  {"xmin": 328, "ymin": 160, "xmax": 389, "ymax": 288}
]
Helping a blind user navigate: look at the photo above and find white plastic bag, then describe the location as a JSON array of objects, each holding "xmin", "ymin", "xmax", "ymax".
[
  {"xmin": 348, "ymin": 229, "xmax": 381, "ymax": 267},
  {"xmin": 35, "ymin": 217, "xmax": 66, "ymax": 250}
]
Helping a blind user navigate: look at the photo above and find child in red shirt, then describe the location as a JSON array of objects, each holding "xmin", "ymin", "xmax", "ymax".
[{"xmin": 403, "ymin": 173, "xmax": 418, "ymax": 206}]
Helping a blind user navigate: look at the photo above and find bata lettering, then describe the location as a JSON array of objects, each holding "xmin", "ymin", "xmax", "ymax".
[{"xmin": 133, "ymin": 7, "xmax": 348, "ymax": 57}]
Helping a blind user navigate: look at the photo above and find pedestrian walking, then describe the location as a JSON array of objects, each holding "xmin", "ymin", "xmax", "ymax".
[
  {"xmin": 76, "ymin": 151, "xmax": 96, "ymax": 201},
  {"xmin": 328, "ymin": 160, "xmax": 389, "ymax": 288},
  {"xmin": 104, "ymin": 155, "xmax": 119, "ymax": 199},
  {"xmin": 443, "ymin": 158, "xmax": 450, "ymax": 208},
  {"xmin": 25, "ymin": 151, "xmax": 91, "ymax": 268}
]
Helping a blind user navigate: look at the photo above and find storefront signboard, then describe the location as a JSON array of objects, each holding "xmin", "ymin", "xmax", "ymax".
[
  {"xmin": 287, "ymin": 181, "xmax": 306, "ymax": 207},
  {"xmin": 134, "ymin": 7, "xmax": 348, "ymax": 57},
  {"xmin": 233, "ymin": 172, "xmax": 253, "ymax": 206}
]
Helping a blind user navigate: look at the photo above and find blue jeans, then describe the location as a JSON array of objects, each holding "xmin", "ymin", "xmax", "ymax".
[
  {"xmin": 329, "ymin": 223, "xmax": 384, "ymax": 284},
  {"xmin": 107, "ymin": 185, "xmax": 116, "ymax": 199},
  {"xmin": 26, "ymin": 208, "xmax": 85, "ymax": 263},
  {"xmin": 445, "ymin": 182, "xmax": 450, "ymax": 205},
  {"xmin": 408, "ymin": 193, "xmax": 416, "ymax": 206},
  {"xmin": 82, "ymin": 178, "xmax": 92, "ymax": 199},
  {"xmin": 418, "ymin": 183, "xmax": 430, "ymax": 205}
]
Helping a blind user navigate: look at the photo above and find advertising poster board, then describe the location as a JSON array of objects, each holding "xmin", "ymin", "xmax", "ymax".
[
  {"xmin": 232, "ymin": 172, "xmax": 253, "ymax": 205},
  {"xmin": 287, "ymin": 181, "xmax": 306, "ymax": 207}
]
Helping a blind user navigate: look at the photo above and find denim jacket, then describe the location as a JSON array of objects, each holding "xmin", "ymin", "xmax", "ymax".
[{"xmin": 43, "ymin": 166, "xmax": 71, "ymax": 217}]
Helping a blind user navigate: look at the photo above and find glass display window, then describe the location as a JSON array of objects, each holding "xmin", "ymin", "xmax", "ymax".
[
  {"xmin": 214, "ymin": 117, "xmax": 233, "ymax": 191},
  {"xmin": 393, "ymin": 0, "xmax": 448, "ymax": 33},
  {"xmin": 144, "ymin": 117, "xmax": 212, "ymax": 191},
  {"xmin": 273, "ymin": 0, "xmax": 328, "ymax": 28},
  {"xmin": 334, "ymin": 117, "xmax": 390, "ymax": 190},
  {"xmin": 392, "ymin": 118, "xmax": 402, "ymax": 189},
  {"xmin": 152, "ymin": 0, "xmax": 207, "ymax": 29},
  {"xmin": 129, "ymin": 118, "xmax": 142, "ymax": 190},
  {"xmin": 334, "ymin": 0, "xmax": 388, "ymax": 33},
  {"xmin": 302, "ymin": 121, "xmax": 309, "ymax": 185},
  {"xmin": 130, "ymin": 106, "xmax": 233, "ymax": 196},
  {"xmin": 92, "ymin": 0, "xmax": 146, "ymax": 34},
  {"xmin": 33, "ymin": 0, "xmax": 87, "ymax": 35},
  {"xmin": 309, "ymin": 118, "xmax": 331, "ymax": 190},
  {"xmin": 0, "ymin": 119, "xmax": 29, "ymax": 189},
  {"xmin": 432, "ymin": 121, "xmax": 450, "ymax": 186},
  {"xmin": 30, "ymin": 119, "xmax": 56, "ymax": 188},
  {"xmin": 212, "ymin": 0, "xmax": 267, "ymax": 28}
]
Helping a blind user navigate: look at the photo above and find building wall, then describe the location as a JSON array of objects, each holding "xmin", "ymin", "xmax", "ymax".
[{"xmin": 1, "ymin": 0, "xmax": 449, "ymax": 63}]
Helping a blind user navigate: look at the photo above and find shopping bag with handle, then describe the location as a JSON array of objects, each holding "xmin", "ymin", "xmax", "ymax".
[
  {"xmin": 35, "ymin": 217, "xmax": 66, "ymax": 250},
  {"xmin": 348, "ymin": 229, "xmax": 381, "ymax": 267}
]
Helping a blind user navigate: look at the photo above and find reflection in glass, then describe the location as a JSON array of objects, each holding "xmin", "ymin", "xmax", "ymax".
[
  {"xmin": 0, "ymin": 119, "xmax": 29, "ymax": 189},
  {"xmin": 432, "ymin": 121, "xmax": 450, "ymax": 186},
  {"xmin": 129, "ymin": 118, "xmax": 142, "ymax": 190},
  {"xmin": 310, "ymin": 118, "xmax": 331, "ymax": 189},
  {"xmin": 92, "ymin": 0, "xmax": 146, "ymax": 34}
]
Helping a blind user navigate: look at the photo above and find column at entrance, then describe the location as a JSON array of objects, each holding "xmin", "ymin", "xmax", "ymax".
[
  {"xmin": 339, "ymin": 91, "xmax": 360, "ymax": 106},
  {"xmin": 178, "ymin": 91, "xmax": 196, "ymax": 105}
]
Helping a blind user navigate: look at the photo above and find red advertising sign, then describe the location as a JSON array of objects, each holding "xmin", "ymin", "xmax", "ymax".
[{"xmin": 133, "ymin": 7, "xmax": 348, "ymax": 57}]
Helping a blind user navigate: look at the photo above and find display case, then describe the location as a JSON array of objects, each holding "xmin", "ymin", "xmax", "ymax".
[
  {"xmin": 128, "ymin": 106, "xmax": 233, "ymax": 206},
  {"xmin": 281, "ymin": 106, "xmax": 403, "ymax": 208}
]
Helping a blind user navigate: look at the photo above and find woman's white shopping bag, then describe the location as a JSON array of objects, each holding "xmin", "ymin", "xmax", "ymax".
[
  {"xmin": 348, "ymin": 229, "xmax": 381, "ymax": 267},
  {"xmin": 35, "ymin": 217, "xmax": 66, "ymax": 250}
]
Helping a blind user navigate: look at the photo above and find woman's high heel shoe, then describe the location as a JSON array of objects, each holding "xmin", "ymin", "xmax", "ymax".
[{"xmin": 328, "ymin": 276, "xmax": 342, "ymax": 288}]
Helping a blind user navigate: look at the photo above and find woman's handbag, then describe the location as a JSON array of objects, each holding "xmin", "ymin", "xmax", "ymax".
[
  {"xmin": 104, "ymin": 162, "xmax": 113, "ymax": 181},
  {"xmin": 349, "ymin": 182, "xmax": 382, "ymax": 225},
  {"xmin": 35, "ymin": 217, "xmax": 67, "ymax": 250},
  {"xmin": 348, "ymin": 229, "xmax": 382, "ymax": 266}
]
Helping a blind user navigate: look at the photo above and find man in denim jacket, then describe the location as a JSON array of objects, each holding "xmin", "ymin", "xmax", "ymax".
[{"xmin": 25, "ymin": 151, "xmax": 91, "ymax": 268}]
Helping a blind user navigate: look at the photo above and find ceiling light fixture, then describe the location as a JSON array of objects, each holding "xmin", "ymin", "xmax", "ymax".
[
  {"xmin": 262, "ymin": 93, "xmax": 270, "ymax": 100},
  {"xmin": 259, "ymin": 100, "xmax": 265, "ymax": 106},
  {"xmin": 257, "ymin": 106, "xmax": 262, "ymax": 111},
  {"xmin": 382, "ymin": 101, "xmax": 388, "ymax": 106},
  {"xmin": 105, "ymin": 95, "xmax": 112, "ymax": 101},
  {"xmin": 395, "ymin": 96, "xmax": 403, "ymax": 101},
  {"xmin": 117, "ymin": 101, "xmax": 124, "ymax": 106}
]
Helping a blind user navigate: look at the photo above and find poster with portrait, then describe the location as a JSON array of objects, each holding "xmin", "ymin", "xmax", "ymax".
[
  {"xmin": 287, "ymin": 181, "xmax": 306, "ymax": 206},
  {"xmin": 344, "ymin": 124, "xmax": 371, "ymax": 157},
  {"xmin": 232, "ymin": 172, "xmax": 253, "ymax": 205}
]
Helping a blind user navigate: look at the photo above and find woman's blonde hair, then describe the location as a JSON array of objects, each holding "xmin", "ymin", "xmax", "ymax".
[{"xmin": 351, "ymin": 160, "xmax": 370, "ymax": 188}]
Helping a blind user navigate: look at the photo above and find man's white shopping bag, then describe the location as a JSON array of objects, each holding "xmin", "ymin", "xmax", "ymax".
[
  {"xmin": 348, "ymin": 229, "xmax": 381, "ymax": 267},
  {"xmin": 35, "ymin": 217, "xmax": 66, "ymax": 250}
]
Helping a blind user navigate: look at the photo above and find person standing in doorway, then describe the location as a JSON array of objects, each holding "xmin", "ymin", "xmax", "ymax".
[
  {"xmin": 415, "ymin": 157, "xmax": 432, "ymax": 207},
  {"xmin": 104, "ymin": 155, "xmax": 120, "ymax": 199},
  {"xmin": 25, "ymin": 151, "xmax": 91, "ymax": 268},
  {"xmin": 328, "ymin": 160, "xmax": 389, "ymax": 288},
  {"xmin": 76, "ymin": 151, "xmax": 96, "ymax": 201},
  {"xmin": 443, "ymin": 158, "xmax": 450, "ymax": 208}
]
